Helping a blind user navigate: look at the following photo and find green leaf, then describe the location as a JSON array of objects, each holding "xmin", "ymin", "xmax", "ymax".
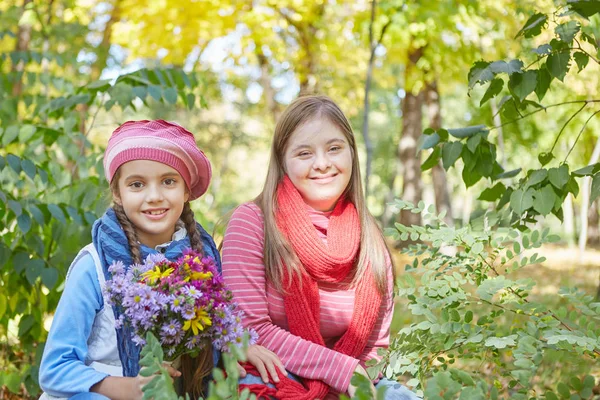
[
  {"xmin": 18, "ymin": 315, "xmax": 36, "ymax": 337},
  {"xmin": 471, "ymin": 242, "xmax": 484, "ymax": 255},
  {"xmin": 545, "ymin": 391, "xmax": 559, "ymax": 400},
  {"xmin": 480, "ymin": 78, "xmax": 504, "ymax": 106},
  {"xmin": 573, "ymin": 52, "xmax": 589, "ymax": 72},
  {"xmin": 29, "ymin": 204, "xmax": 45, "ymax": 225},
  {"xmin": 495, "ymin": 168, "xmax": 522, "ymax": 179},
  {"xmin": 421, "ymin": 146, "xmax": 442, "ymax": 171},
  {"xmin": 2, "ymin": 125, "xmax": 19, "ymax": 146},
  {"xmin": 7, "ymin": 154, "xmax": 22, "ymax": 173},
  {"xmin": 516, "ymin": 13, "xmax": 548, "ymax": 38},
  {"xmin": 148, "ymin": 85, "xmax": 162, "ymax": 101},
  {"xmin": 568, "ymin": 0, "xmax": 600, "ymax": 19},
  {"xmin": 510, "ymin": 188, "xmax": 535, "ymax": 215},
  {"xmin": 186, "ymin": 93, "xmax": 196, "ymax": 110},
  {"xmin": 8, "ymin": 200, "xmax": 22, "ymax": 217},
  {"xmin": 533, "ymin": 44, "xmax": 552, "ymax": 55},
  {"xmin": 484, "ymin": 335, "xmax": 517, "ymax": 349},
  {"xmin": 442, "ymin": 142, "xmax": 463, "ymax": 170},
  {"xmin": 19, "ymin": 124, "xmax": 36, "ymax": 141},
  {"xmin": 546, "ymin": 52, "xmax": 571, "ymax": 81},
  {"xmin": 25, "ymin": 259, "xmax": 43, "ymax": 285},
  {"xmin": 555, "ymin": 21, "xmax": 580, "ymax": 43},
  {"xmin": 17, "ymin": 213, "xmax": 32, "ymax": 234},
  {"xmin": 572, "ymin": 163, "xmax": 600, "ymax": 176},
  {"xmin": 447, "ymin": 125, "xmax": 488, "ymax": 139},
  {"xmin": 468, "ymin": 61, "xmax": 493, "ymax": 88},
  {"xmin": 163, "ymin": 87, "xmax": 178, "ymax": 104},
  {"xmin": 538, "ymin": 152, "xmax": 554, "ymax": 166},
  {"xmin": 0, "ymin": 155, "xmax": 5, "ymax": 170},
  {"xmin": 464, "ymin": 310, "xmax": 473, "ymax": 323},
  {"xmin": 548, "ymin": 165, "xmax": 570, "ymax": 189},
  {"xmin": 132, "ymin": 85, "xmax": 148, "ymax": 100},
  {"xmin": 478, "ymin": 183, "xmax": 506, "ymax": 201},
  {"xmin": 533, "ymin": 185, "xmax": 558, "ymax": 215},
  {"xmin": 47, "ymin": 204, "xmax": 66, "ymax": 225},
  {"xmin": 557, "ymin": 382, "xmax": 571, "ymax": 398},
  {"xmin": 526, "ymin": 169, "xmax": 548, "ymax": 187},
  {"xmin": 508, "ymin": 70, "xmax": 537, "ymax": 101},
  {"xmin": 87, "ymin": 79, "xmax": 111, "ymax": 90},
  {"xmin": 21, "ymin": 159, "xmax": 36, "ymax": 180},
  {"xmin": 419, "ymin": 132, "xmax": 440, "ymax": 150},
  {"xmin": 466, "ymin": 134, "xmax": 482, "ymax": 153},
  {"xmin": 535, "ymin": 67, "xmax": 552, "ymax": 101},
  {"xmin": 507, "ymin": 59, "xmax": 524, "ymax": 74},
  {"xmin": 590, "ymin": 173, "xmax": 600, "ymax": 203}
]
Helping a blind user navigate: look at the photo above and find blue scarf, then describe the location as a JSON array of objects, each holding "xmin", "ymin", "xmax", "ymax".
[{"xmin": 91, "ymin": 207, "xmax": 221, "ymax": 377}]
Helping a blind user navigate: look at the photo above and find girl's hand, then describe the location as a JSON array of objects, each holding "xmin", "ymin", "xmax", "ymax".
[
  {"xmin": 347, "ymin": 364, "xmax": 376, "ymax": 398},
  {"xmin": 245, "ymin": 344, "xmax": 287, "ymax": 383}
]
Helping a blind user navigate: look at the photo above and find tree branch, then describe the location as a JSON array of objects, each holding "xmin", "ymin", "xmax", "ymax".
[{"xmin": 564, "ymin": 109, "xmax": 600, "ymax": 162}]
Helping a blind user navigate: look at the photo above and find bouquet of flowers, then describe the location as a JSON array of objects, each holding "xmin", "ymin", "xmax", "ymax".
[{"xmin": 103, "ymin": 249, "xmax": 256, "ymax": 360}]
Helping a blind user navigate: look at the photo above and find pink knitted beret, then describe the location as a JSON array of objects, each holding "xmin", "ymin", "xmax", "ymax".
[{"xmin": 103, "ymin": 120, "xmax": 212, "ymax": 200}]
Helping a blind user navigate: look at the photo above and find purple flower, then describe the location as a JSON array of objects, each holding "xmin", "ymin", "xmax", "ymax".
[
  {"xmin": 181, "ymin": 305, "xmax": 195, "ymax": 320},
  {"xmin": 132, "ymin": 335, "xmax": 146, "ymax": 347},
  {"xmin": 108, "ymin": 260, "xmax": 126, "ymax": 275},
  {"xmin": 161, "ymin": 320, "xmax": 181, "ymax": 336},
  {"xmin": 182, "ymin": 285, "xmax": 203, "ymax": 299}
]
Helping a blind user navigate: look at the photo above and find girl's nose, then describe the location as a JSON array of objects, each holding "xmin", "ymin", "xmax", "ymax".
[
  {"xmin": 313, "ymin": 152, "xmax": 332, "ymax": 171},
  {"xmin": 146, "ymin": 184, "xmax": 164, "ymax": 202}
]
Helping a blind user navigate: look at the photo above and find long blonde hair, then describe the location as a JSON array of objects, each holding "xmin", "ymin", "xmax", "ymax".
[{"xmin": 255, "ymin": 95, "xmax": 389, "ymax": 294}]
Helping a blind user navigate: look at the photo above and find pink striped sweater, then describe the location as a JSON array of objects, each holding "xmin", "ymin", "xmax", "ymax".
[{"xmin": 221, "ymin": 202, "xmax": 394, "ymax": 394}]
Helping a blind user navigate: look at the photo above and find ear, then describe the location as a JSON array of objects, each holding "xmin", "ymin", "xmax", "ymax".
[
  {"xmin": 184, "ymin": 188, "xmax": 190, "ymax": 203},
  {"xmin": 112, "ymin": 189, "xmax": 122, "ymax": 205}
]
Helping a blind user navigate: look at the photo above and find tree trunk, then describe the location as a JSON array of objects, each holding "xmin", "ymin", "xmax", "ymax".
[
  {"xmin": 397, "ymin": 47, "xmax": 425, "ymax": 228},
  {"xmin": 361, "ymin": 0, "xmax": 377, "ymax": 198},
  {"xmin": 588, "ymin": 198, "xmax": 600, "ymax": 246},
  {"xmin": 256, "ymin": 46, "xmax": 281, "ymax": 122},
  {"xmin": 424, "ymin": 80, "xmax": 453, "ymax": 225},
  {"xmin": 11, "ymin": 0, "xmax": 33, "ymax": 97},
  {"xmin": 563, "ymin": 194, "xmax": 576, "ymax": 247},
  {"xmin": 579, "ymin": 136, "xmax": 600, "ymax": 259}
]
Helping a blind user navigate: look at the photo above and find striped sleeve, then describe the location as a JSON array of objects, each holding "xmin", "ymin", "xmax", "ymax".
[
  {"xmin": 221, "ymin": 203, "xmax": 359, "ymax": 393},
  {"xmin": 358, "ymin": 251, "xmax": 394, "ymax": 368}
]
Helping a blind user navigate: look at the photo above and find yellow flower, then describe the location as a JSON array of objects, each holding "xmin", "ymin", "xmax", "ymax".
[
  {"xmin": 141, "ymin": 266, "xmax": 173, "ymax": 284},
  {"xmin": 183, "ymin": 309, "xmax": 212, "ymax": 336},
  {"xmin": 190, "ymin": 271, "xmax": 212, "ymax": 281}
]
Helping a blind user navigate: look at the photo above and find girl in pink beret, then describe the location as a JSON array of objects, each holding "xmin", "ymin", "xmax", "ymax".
[{"xmin": 39, "ymin": 120, "xmax": 283, "ymax": 400}]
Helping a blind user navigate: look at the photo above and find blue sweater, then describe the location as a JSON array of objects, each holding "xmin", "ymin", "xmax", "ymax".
[{"xmin": 39, "ymin": 253, "xmax": 108, "ymax": 396}]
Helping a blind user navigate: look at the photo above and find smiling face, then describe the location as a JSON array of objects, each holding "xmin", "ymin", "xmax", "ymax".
[
  {"xmin": 113, "ymin": 160, "xmax": 189, "ymax": 248},
  {"xmin": 283, "ymin": 117, "xmax": 353, "ymax": 212}
]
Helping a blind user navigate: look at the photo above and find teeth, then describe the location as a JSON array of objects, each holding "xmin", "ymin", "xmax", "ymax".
[{"xmin": 146, "ymin": 210, "xmax": 165, "ymax": 215}]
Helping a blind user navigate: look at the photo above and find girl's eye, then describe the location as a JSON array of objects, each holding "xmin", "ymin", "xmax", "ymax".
[
  {"xmin": 164, "ymin": 178, "xmax": 176, "ymax": 185},
  {"xmin": 329, "ymin": 146, "xmax": 341, "ymax": 152},
  {"xmin": 298, "ymin": 151, "xmax": 311, "ymax": 157},
  {"xmin": 129, "ymin": 181, "xmax": 144, "ymax": 189}
]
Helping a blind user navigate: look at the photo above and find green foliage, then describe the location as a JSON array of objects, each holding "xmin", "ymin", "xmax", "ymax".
[
  {"xmin": 379, "ymin": 200, "xmax": 599, "ymax": 399},
  {"xmin": 420, "ymin": 0, "xmax": 600, "ymax": 226},
  {"xmin": 0, "ymin": 4, "xmax": 205, "ymax": 392}
]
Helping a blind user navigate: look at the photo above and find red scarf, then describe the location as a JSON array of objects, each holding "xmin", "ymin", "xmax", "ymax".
[{"xmin": 241, "ymin": 176, "xmax": 383, "ymax": 399}]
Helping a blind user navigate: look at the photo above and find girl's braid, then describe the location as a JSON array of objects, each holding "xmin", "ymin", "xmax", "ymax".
[
  {"xmin": 113, "ymin": 203, "xmax": 142, "ymax": 264},
  {"xmin": 181, "ymin": 202, "xmax": 204, "ymax": 255}
]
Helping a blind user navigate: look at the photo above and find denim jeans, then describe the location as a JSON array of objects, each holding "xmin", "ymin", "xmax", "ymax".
[{"xmin": 238, "ymin": 373, "xmax": 421, "ymax": 399}]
